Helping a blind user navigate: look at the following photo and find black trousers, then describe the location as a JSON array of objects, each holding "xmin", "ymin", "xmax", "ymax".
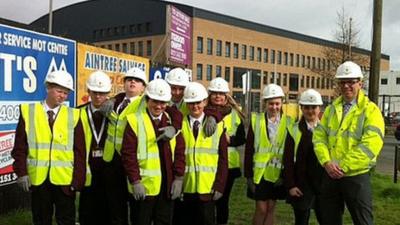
[
  {"xmin": 173, "ymin": 196, "xmax": 216, "ymax": 225},
  {"xmin": 103, "ymin": 154, "xmax": 129, "ymax": 225},
  {"xmin": 31, "ymin": 179, "xmax": 75, "ymax": 225},
  {"xmin": 131, "ymin": 193, "xmax": 173, "ymax": 225},
  {"xmin": 215, "ymin": 169, "xmax": 238, "ymax": 224},
  {"xmin": 288, "ymin": 182, "xmax": 322, "ymax": 225},
  {"xmin": 318, "ymin": 172, "xmax": 373, "ymax": 225},
  {"xmin": 79, "ymin": 168, "xmax": 111, "ymax": 225}
]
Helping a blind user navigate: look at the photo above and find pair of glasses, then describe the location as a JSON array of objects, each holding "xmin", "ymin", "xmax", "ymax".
[{"xmin": 338, "ymin": 80, "xmax": 360, "ymax": 86}]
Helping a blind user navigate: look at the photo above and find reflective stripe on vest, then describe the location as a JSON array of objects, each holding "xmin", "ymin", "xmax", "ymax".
[
  {"xmin": 181, "ymin": 117, "xmax": 224, "ymax": 194},
  {"xmin": 80, "ymin": 105, "xmax": 93, "ymax": 186},
  {"xmin": 21, "ymin": 103, "xmax": 79, "ymax": 186},
  {"xmin": 251, "ymin": 112, "xmax": 291, "ymax": 184},
  {"xmin": 103, "ymin": 95, "xmax": 146, "ymax": 162},
  {"xmin": 126, "ymin": 111, "xmax": 177, "ymax": 196},
  {"xmin": 223, "ymin": 109, "xmax": 242, "ymax": 169}
]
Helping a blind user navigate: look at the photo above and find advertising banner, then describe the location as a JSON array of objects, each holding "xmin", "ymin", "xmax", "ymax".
[
  {"xmin": 76, "ymin": 43, "xmax": 149, "ymax": 105},
  {"xmin": 0, "ymin": 24, "xmax": 76, "ymax": 186},
  {"xmin": 168, "ymin": 5, "xmax": 192, "ymax": 65},
  {"xmin": 150, "ymin": 67, "xmax": 171, "ymax": 81}
]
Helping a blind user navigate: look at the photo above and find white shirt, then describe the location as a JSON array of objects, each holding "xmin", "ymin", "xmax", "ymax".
[
  {"xmin": 305, "ymin": 120, "xmax": 319, "ymax": 131},
  {"xmin": 189, "ymin": 113, "xmax": 205, "ymax": 130},
  {"xmin": 267, "ymin": 113, "xmax": 280, "ymax": 144},
  {"xmin": 90, "ymin": 103, "xmax": 100, "ymax": 113},
  {"xmin": 150, "ymin": 113, "xmax": 163, "ymax": 121},
  {"xmin": 116, "ymin": 95, "xmax": 140, "ymax": 113},
  {"xmin": 43, "ymin": 101, "xmax": 60, "ymax": 120}
]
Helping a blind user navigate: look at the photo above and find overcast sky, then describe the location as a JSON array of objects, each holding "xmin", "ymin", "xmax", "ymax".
[{"xmin": 1, "ymin": 0, "xmax": 399, "ymax": 70}]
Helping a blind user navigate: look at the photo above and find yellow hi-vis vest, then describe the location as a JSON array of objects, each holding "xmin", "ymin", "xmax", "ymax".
[
  {"xmin": 251, "ymin": 113, "xmax": 292, "ymax": 184},
  {"xmin": 103, "ymin": 95, "xmax": 146, "ymax": 162},
  {"xmin": 313, "ymin": 91, "xmax": 385, "ymax": 176},
  {"xmin": 288, "ymin": 121, "xmax": 302, "ymax": 162},
  {"xmin": 181, "ymin": 117, "xmax": 224, "ymax": 194},
  {"xmin": 79, "ymin": 105, "xmax": 94, "ymax": 186},
  {"xmin": 223, "ymin": 109, "xmax": 242, "ymax": 169},
  {"xmin": 125, "ymin": 112, "xmax": 177, "ymax": 196},
  {"xmin": 20, "ymin": 103, "xmax": 80, "ymax": 186}
]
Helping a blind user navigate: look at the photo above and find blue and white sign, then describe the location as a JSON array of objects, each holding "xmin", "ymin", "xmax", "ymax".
[
  {"xmin": 150, "ymin": 67, "xmax": 171, "ymax": 81},
  {"xmin": 0, "ymin": 24, "xmax": 76, "ymax": 131}
]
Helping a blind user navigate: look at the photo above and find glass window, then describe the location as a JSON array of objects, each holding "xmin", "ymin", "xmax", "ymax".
[
  {"xmin": 207, "ymin": 38, "xmax": 213, "ymax": 55},
  {"xmin": 197, "ymin": 37, "xmax": 203, "ymax": 53},
  {"xmin": 263, "ymin": 71, "xmax": 268, "ymax": 85},
  {"xmin": 115, "ymin": 43, "xmax": 120, "ymax": 52},
  {"xmin": 283, "ymin": 73, "xmax": 287, "ymax": 86},
  {"xmin": 130, "ymin": 42, "xmax": 135, "ymax": 55},
  {"xmin": 307, "ymin": 56, "xmax": 311, "ymax": 68},
  {"xmin": 290, "ymin": 53, "xmax": 294, "ymax": 66},
  {"xmin": 302, "ymin": 55, "xmax": 305, "ymax": 67},
  {"xmin": 317, "ymin": 77, "xmax": 320, "ymax": 88},
  {"xmin": 225, "ymin": 42, "xmax": 231, "ymax": 57},
  {"xmin": 284, "ymin": 52, "xmax": 288, "ymax": 65},
  {"xmin": 146, "ymin": 40, "xmax": 152, "ymax": 56},
  {"xmin": 327, "ymin": 60, "xmax": 331, "ymax": 71},
  {"xmin": 381, "ymin": 78, "xmax": 388, "ymax": 85},
  {"xmin": 277, "ymin": 73, "xmax": 281, "ymax": 85},
  {"xmin": 196, "ymin": 64, "xmax": 203, "ymax": 80},
  {"xmin": 306, "ymin": 76, "xmax": 310, "ymax": 88},
  {"xmin": 257, "ymin": 48, "xmax": 262, "ymax": 62},
  {"xmin": 318, "ymin": 58, "xmax": 321, "ymax": 69},
  {"xmin": 241, "ymin": 45, "xmax": 247, "ymax": 60},
  {"xmin": 270, "ymin": 72, "xmax": 275, "ymax": 84},
  {"xmin": 277, "ymin": 51, "xmax": 282, "ymax": 64},
  {"xmin": 138, "ymin": 41, "xmax": 143, "ymax": 56},
  {"xmin": 122, "ymin": 43, "xmax": 128, "ymax": 53},
  {"xmin": 322, "ymin": 59, "xmax": 326, "ymax": 71},
  {"xmin": 216, "ymin": 65, "xmax": 222, "ymax": 77},
  {"xmin": 207, "ymin": 64, "xmax": 212, "ymax": 80},
  {"xmin": 225, "ymin": 67, "xmax": 231, "ymax": 82},
  {"xmin": 249, "ymin": 46, "xmax": 254, "ymax": 61},
  {"xmin": 312, "ymin": 57, "xmax": 316, "ymax": 69},
  {"xmin": 216, "ymin": 40, "xmax": 222, "ymax": 56},
  {"xmin": 289, "ymin": 73, "xmax": 299, "ymax": 91},
  {"xmin": 271, "ymin": 50, "xmax": 275, "ymax": 64},
  {"xmin": 233, "ymin": 43, "xmax": 239, "ymax": 58},
  {"xmin": 264, "ymin": 49, "xmax": 269, "ymax": 63},
  {"xmin": 301, "ymin": 75, "xmax": 304, "ymax": 87},
  {"xmin": 311, "ymin": 76, "xmax": 315, "ymax": 88},
  {"xmin": 321, "ymin": 77, "xmax": 325, "ymax": 89},
  {"xmin": 296, "ymin": 54, "xmax": 300, "ymax": 67},
  {"xmin": 397, "ymin": 77, "xmax": 400, "ymax": 84}
]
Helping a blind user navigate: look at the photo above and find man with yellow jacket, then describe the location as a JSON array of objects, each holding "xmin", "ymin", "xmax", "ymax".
[{"xmin": 313, "ymin": 61, "xmax": 385, "ymax": 225}]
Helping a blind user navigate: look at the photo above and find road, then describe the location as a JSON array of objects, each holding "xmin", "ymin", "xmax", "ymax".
[{"xmin": 376, "ymin": 135, "xmax": 399, "ymax": 176}]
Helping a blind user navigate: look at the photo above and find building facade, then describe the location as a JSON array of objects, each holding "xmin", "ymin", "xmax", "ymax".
[{"xmin": 29, "ymin": 0, "xmax": 390, "ymax": 111}]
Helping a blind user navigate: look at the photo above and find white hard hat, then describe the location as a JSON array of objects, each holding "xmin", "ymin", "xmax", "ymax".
[
  {"xmin": 145, "ymin": 79, "xmax": 171, "ymax": 102},
  {"xmin": 125, "ymin": 67, "xmax": 147, "ymax": 84},
  {"xmin": 86, "ymin": 70, "xmax": 112, "ymax": 92},
  {"xmin": 165, "ymin": 67, "xmax": 189, "ymax": 87},
  {"xmin": 299, "ymin": 89, "xmax": 323, "ymax": 105},
  {"xmin": 335, "ymin": 61, "xmax": 363, "ymax": 79},
  {"xmin": 262, "ymin": 84, "xmax": 284, "ymax": 99},
  {"xmin": 183, "ymin": 82, "xmax": 208, "ymax": 103},
  {"xmin": 208, "ymin": 77, "xmax": 230, "ymax": 93},
  {"xmin": 45, "ymin": 70, "xmax": 74, "ymax": 91}
]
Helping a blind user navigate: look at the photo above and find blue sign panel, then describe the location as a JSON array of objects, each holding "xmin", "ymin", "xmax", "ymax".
[
  {"xmin": 0, "ymin": 24, "xmax": 76, "ymax": 131},
  {"xmin": 150, "ymin": 67, "xmax": 171, "ymax": 81}
]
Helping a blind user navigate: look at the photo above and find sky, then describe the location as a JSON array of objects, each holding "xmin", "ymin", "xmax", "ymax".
[{"xmin": 0, "ymin": 0, "xmax": 399, "ymax": 70}]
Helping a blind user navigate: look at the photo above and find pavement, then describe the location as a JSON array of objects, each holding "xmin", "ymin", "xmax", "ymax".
[{"xmin": 376, "ymin": 135, "xmax": 400, "ymax": 176}]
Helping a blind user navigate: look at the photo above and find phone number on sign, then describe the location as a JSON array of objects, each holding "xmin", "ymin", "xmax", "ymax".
[
  {"xmin": 0, "ymin": 102, "xmax": 20, "ymax": 125},
  {"xmin": 0, "ymin": 173, "xmax": 17, "ymax": 185}
]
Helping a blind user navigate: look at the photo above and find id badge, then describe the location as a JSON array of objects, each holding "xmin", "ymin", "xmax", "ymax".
[{"xmin": 92, "ymin": 148, "xmax": 103, "ymax": 158}]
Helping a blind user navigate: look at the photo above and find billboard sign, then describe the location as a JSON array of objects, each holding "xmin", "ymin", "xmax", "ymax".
[
  {"xmin": 168, "ymin": 5, "xmax": 192, "ymax": 66},
  {"xmin": 0, "ymin": 23, "xmax": 76, "ymax": 186},
  {"xmin": 77, "ymin": 43, "xmax": 149, "ymax": 105}
]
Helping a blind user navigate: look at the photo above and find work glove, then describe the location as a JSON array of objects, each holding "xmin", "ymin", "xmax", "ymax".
[
  {"xmin": 212, "ymin": 189, "xmax": 223, "ymax": 201},
  {"xmin": 132, "ymin": 182, "xmax": 146, "ymax": 201},
  {"xmin": 203, "ymin": 116, "xmax": 217, "ymax": 137},
  {"xmin": 17, "ymin": 175, "xmax": 31, "ymax": 192},
  {"xmin": 246, "ymin": 178, "xmax": 256, "ymax": 194},
  {"xmin": 156, "ymin": 126, "xmax": 176, "ymax": 141},
  {"xmin": 99, "ymin": 98, "xmax": 115, "ymax": 117},
  {"xmin": 170, "ymin": 176, "xmax": 184, "ymax": 200}
]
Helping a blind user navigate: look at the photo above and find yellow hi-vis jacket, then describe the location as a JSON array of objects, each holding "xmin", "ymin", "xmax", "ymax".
[
  {"xmin": 223, "ymin": 109, "xmax": 242, "ymax": 169},
  {"xmin": 288, "ymin": 121, "xmax": 302, "ymax": 159},
  {"xmin": 20, "ymin": 103, "xmax": 80, "ymax": 186},
  {"xmin": 251, "ymin": 113, "xmax": 292, "ymax": 184},
  {"xmin": 181, "ymin": 117, "xmax": 224, "ymax": 194},
  {"xmin": 313, "ymin": 91, "xmax": 385, "ymax": 176},
  {"xmin": 103, "ymin": 95, "xmax": 146, "ymax": 162},
  {"xmin": 79, "ymin": 105, "xmax": 96, "ymax": 186},
  {"xmin": 125, "ymin": 112, "xmax": 176, "ymax": 196}
]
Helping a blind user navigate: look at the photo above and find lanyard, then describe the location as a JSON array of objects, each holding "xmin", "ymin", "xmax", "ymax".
[{"xmin": 87, "ymin": 106, "xmax": 106, "ymax": 147}]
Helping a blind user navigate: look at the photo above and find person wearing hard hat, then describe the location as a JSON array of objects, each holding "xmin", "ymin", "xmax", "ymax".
[
  {"xmin": 165, "ymin": 67, "xmax": 221, "ymax": 137},
  {"xmin": 206, "ymin": 77, "xmax": 246, "ymax": 225},
  {"xmin": 282, "ymin": 89, "xmax": 324, "ymax": 225},
  {"xmin": 12, "ymin": 70, "xmax": 86, "ymax": 225},
  {"xmin": 173, "ymin": 82, "xmax": 228, "ymax": 225},
  {"xmin": 244, "ymin": 83, "xmax": 293, "ymax": 225},
  {"xmin": 101, "ymin": 67, "xmax": 148, "ymax": 225},
  {"xmin": 313, "ymin": 61, "xmax": 385, "ymax": 225},
  {"xmin": 78, "ymin": 71, "xmax": 112, "ymax": 225},
  {"xmin": 120, "ymin": 79, "xmax": 185, "ymax": 225}
]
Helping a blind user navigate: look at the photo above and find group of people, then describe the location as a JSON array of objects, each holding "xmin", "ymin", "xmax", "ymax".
[{"xmin": 11, "ymin": 60, "xmax": 385, "ymax": 225}]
